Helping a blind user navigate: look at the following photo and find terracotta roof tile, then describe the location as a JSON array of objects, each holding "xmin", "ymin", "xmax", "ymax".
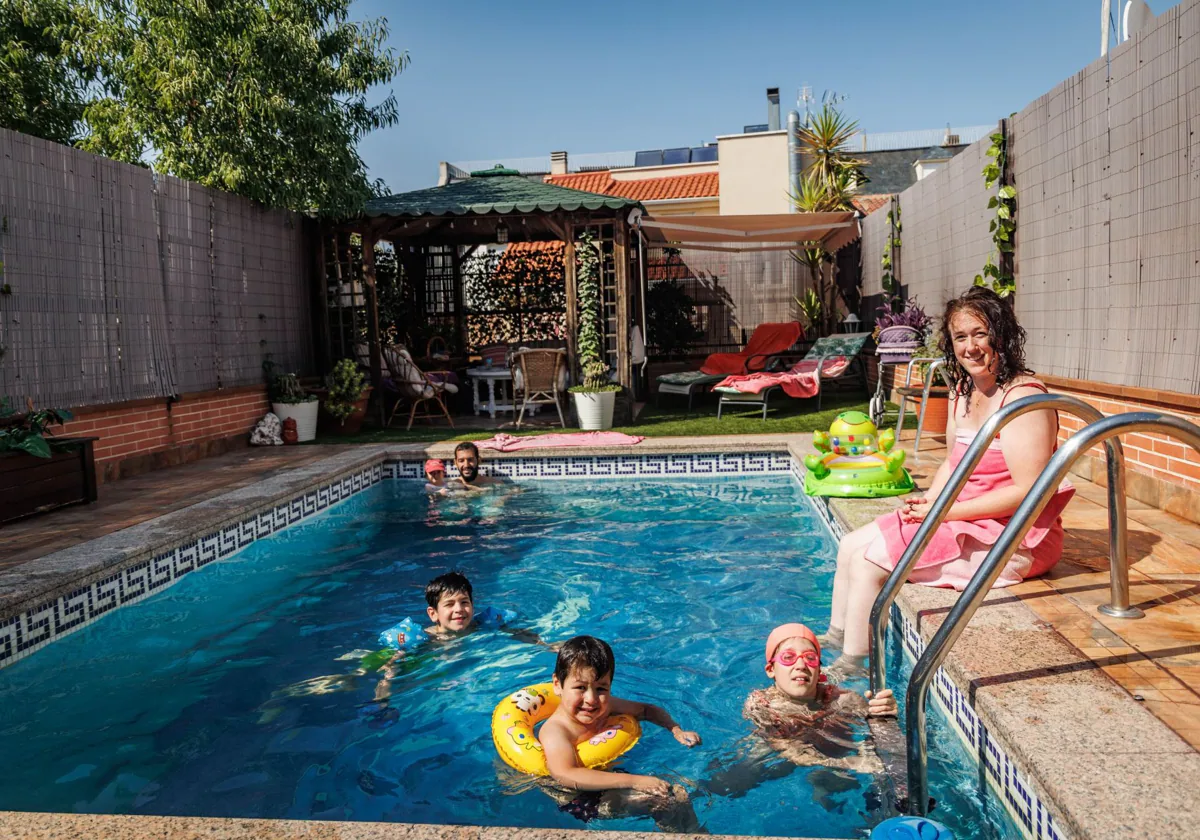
[
  {"xmin": 546, "ymin": 171, "xmax": 719, "ymax": 202},
  {"xmin": 851, "ymin": 194, "xmax": 893, "ymax": 216}
]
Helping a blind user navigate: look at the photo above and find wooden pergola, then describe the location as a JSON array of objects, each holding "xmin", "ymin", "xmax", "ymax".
[{"xmin": 329, "ymin": 167, "xmax": 641, "ymax": 393}]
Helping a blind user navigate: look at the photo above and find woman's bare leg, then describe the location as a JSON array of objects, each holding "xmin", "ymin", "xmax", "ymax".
[
  {"xmin": 842, "ymin": 550, "xmax": 892, "ymax": 658},
  {"xmin": 826, "ymin": 523, "xmax": 883, "ymax": 645}
]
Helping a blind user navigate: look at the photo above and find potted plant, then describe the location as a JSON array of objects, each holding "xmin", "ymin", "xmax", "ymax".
[
  {"xmin": 874, "ymin": 298, "xmax": 932, "ymax": 364},
  {"xmin": 0, "ymin": 399, "xmax": 98, "ymax": 524},
  {"xmin": 265, "ymin": 363, "xmax": 319, "ymax": 442},
  {"xmin": 321, "ymin": 359, "xmax": 372, "ymax": 435},
  {"xmin": 568, "ymin": 233, "xmax": 621, "ymax": 430}
]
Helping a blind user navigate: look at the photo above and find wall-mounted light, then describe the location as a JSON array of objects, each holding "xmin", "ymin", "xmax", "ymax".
[{"xmin": 496, "ymin": 221, "xmax": 509, "ymax": 243}]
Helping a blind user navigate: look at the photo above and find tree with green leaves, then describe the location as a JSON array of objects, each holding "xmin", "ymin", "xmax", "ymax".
[
  {"xmin": 0, "ymin": 0, "xmax": 90, "ymax": 144},
  {"xmin": 790, "ymin": 103, "xmax": 868, "ymax": 336},
  {"xmin": 71, "ymin": 0, "xmax": 407, "ymax": 214}
]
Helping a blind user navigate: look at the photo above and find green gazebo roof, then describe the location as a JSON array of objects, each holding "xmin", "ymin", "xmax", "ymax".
[{"xmin": 364, "ymin": 169, "xmax": 638, "ymax": 218}]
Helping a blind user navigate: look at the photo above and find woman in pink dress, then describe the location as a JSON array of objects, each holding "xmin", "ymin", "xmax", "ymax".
[{"xmin": 823, "ymin": 287, "xmax": 1073, "ymax": 671}]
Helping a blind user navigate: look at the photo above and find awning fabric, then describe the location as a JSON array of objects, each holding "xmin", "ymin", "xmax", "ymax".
[{"xmin": 638, "ymin": 211, "xmax": 859, "ymax": 252}]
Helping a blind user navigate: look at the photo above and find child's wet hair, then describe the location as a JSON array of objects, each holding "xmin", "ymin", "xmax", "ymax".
[
  {"xmin": 425, "ymin": 571, "xmax": 473, "ymax": 608},
  {"xmin": 554, "ymin": 635, "xmax": 615, "ymax": 684}
]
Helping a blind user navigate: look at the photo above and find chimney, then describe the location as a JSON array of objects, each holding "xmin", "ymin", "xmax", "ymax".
[
  {"xmin": 550, "ymin": 150, "xmax": 569, "ymax": 175},
  {"xmin": 942, "ymin": 124, "xmax": 960, "ymax": 146},
  {"xmin": 767, "ymin": 88, "xmax": 781, "ymax": 131}
]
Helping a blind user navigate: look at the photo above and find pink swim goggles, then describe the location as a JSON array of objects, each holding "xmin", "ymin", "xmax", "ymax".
[{"xmin": 770, "ymin": 649, "xmax": 821, "ymax": 668}]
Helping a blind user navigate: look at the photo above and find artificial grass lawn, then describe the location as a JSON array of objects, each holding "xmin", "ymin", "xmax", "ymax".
[{"xmin": 314, "ymin": 391, "xmax": 912, "ymax": 446}]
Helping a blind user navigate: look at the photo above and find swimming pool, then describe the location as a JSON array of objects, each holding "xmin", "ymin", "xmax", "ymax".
[{"xmin": 0, "ymin": 474, "xmax": 1017, "ymax": 837}]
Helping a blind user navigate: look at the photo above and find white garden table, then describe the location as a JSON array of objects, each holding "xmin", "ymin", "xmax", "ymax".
[{"xmin": 466, "ymin": 366, "xmax": 514, "ymax": 419}]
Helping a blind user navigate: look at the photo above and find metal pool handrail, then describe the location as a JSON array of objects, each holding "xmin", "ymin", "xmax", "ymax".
[
  {"xmin": 869, "ymin": 392, "xmax": 1134, "ymax": 696},
  {"xmin": 904, "ymin": 411, "xmax": 1200, "ymax": 816}
]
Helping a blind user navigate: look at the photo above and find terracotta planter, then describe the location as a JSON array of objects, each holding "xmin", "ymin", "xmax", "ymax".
[
  {"xmin": 318, "ymin": 387, "xmax": 374, "ymax": 436},
  {"xmin": 0, "ymin": 437, "xmax": 98, "ymax": 524},
  {"xmin": 910, "ymin": 388, "xmax": 950, "ymax": 434}
]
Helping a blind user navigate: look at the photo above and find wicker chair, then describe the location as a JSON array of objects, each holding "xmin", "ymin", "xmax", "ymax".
[
  {"xmin": 510, "ymin": 348, "xmax": 567, "ymax": 428},
  {"xmin": 382, "ymin": 345, "xmax": 458, "ymax": 431}
]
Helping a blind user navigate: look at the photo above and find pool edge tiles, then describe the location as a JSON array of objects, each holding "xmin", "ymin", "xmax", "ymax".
[
  {"xmin": 383, "ymin": 450, "xmax": 795, "ymax": 480},
  {"xmin": 894, "ymin": 609, "xmax": 1067, "ymax": 840},
  {"xmin": 0, "ymin": 463, "xmax": 385, "ymax": 672}
]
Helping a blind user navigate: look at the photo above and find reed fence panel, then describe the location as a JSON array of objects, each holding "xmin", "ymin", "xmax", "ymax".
[{"xmin": 0, "ymin": 128, "xmax": 312, "ymax": 410}]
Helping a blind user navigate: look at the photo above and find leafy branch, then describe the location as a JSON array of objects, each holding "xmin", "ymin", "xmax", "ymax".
[{"xmin": 974, "ymin": 130, "xmax": 1016, "ymax": 298}]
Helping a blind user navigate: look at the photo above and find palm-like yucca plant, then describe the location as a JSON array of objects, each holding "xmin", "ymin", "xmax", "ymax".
[
  {"xmin": 789, "ymin": 104, "xmax": 869, "ymax": 336},
  {"xmin": 795, "ymin": 103, "xmax": 870, "ymax": 192}
]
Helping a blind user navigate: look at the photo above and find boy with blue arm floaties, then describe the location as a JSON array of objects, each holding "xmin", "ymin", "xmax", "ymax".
[{"xmin": 366, "ymin": 572, "xmax": 547, "ymax": 716}]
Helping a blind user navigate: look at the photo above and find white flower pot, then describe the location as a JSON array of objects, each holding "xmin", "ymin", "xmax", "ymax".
[
  {"xmin": 272, "ymin": 400, "xmax": 320, "ymax": 442},
  {"xmin": 572, "ymin": 391, "xmax": 616, "ymax": 431}
]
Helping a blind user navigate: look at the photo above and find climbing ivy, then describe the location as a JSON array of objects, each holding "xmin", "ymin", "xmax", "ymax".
[
  {"xmin": 974, "ymin": 130, "xmax": 1017, "ymax": 298},
  {"xmin": 880, "ymin": 204, "xmax": 902, "ymax": 312}
]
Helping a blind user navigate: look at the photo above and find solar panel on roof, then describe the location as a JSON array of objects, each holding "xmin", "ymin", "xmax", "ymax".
[
  {"xmin": 662, "ymin": 148, "xmax": 691, "ymax": 165},
  {"xmin": 690, "ymin": 146, "xmax": 717, "ymax": 162},
  {"xmin": 634, "ymin": 150, "xmax": 664, "ymax": 168}
]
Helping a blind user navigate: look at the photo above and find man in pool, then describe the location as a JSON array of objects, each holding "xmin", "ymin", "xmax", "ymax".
[
  {"xmin": 452, "ymin": 442, "xmax": 502, "ymax": 490},
  {"xmin": 539, "ymin": 635, "xmax": 705, "ymax": 833}
]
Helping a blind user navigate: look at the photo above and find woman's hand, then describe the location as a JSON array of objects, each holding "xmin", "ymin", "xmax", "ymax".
[{"xmin": 901, "ymin": 496, "xmax": 933, "ymax": 524}]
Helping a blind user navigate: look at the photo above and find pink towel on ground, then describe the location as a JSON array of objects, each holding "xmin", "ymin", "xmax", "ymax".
[
  {"xmin": 874, "ymin": 430, "xmax": 1075, "ymax": 582},
  {"xmin": 474, "ymin": 432, "xmax": 645, "ymax": 452},
  {"xmin": 715, "ymin": 357, "xmax": 849, "ymax": 398}
]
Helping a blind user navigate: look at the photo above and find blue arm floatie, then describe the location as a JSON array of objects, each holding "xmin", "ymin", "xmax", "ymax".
[
  {"xmin": 475, "ymin": 605, "xmax": 517, "ymax": 628},
  {"xmin": 378, "ymin": 616, "xmax": 425, "ymax": 651}
]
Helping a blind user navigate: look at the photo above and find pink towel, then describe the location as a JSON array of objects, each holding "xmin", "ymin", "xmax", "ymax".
[
  {"xmin": 873, "ymin": 430, "xmax": 1074, "ymax": 583},
  {"xmin": 474, "ymin": 432, "xmax": 645, "ymax": 452},
  {"xmin": 715, "ymin": 357, "xmax": 849, "ymax": 398}
]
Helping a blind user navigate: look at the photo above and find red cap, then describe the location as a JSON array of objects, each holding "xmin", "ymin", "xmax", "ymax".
[
  {"xmin": 765, "ymin": 623, "xmax": 820, "ymax": 667},
  {"xmin": 424, "ymin": 459, "xmax": 445, "ymax": 474}
]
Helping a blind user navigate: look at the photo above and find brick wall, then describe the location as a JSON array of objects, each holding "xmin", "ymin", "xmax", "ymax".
[
  {"xmin": 56, "ymin": 386, "xmax": 269, "ymax": 483},
  {"xmin": 1043, "ymin": 376, "xmax": 1200, "ymax": 522}
]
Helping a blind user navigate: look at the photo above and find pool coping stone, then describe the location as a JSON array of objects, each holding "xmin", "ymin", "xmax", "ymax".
[{"xmin": 0, "ymin": 813, "xmax": 808, "ymax": 840}]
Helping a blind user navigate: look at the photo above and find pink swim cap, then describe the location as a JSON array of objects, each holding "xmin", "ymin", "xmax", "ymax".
[
  {"xmin": 765, "ymin": 623, "xmax": 821, "ymax": 666},
  {"xmin": 424, "ymin": 459, "xmax": 445, "ymax": 474}
]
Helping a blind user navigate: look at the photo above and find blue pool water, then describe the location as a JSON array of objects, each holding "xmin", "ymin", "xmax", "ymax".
[{"xmin": 0, "ymin": 477, "xmax": 1016, "ymax": 837}]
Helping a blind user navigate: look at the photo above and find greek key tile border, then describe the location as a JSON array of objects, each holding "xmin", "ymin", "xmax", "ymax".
[
  {"xmin": 383, "ymin": 451, "xmax": 794, "ymax": 481},
  {"xmin": 0, "ymin": 464, "xmax": 384, "ymax": 672},
  {"xmin": 897, "ymin": 608, "xmax": 1066, "ymax": 840}
]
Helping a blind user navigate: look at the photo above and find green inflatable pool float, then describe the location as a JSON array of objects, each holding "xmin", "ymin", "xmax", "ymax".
[{"xmin": 803, "ymin": 410, "xmax": 914, "ymax": 498}]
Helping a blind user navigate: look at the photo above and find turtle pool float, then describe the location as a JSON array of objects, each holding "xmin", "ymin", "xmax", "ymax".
[{"xmin": 803, "ymin": 411, "xmax": 914, "ymax": 498}]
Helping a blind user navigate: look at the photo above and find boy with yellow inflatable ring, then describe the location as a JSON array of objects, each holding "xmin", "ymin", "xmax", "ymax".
[{"xmin": 492, "ymin": 635, "xmax": 705, "ymax": 831}]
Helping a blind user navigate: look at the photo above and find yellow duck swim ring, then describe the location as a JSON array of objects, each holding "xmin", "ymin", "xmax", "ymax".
[
  {"xmin": 492, "ymin": 683, "xmax": 641, "ymax": 776},
  {"xmin": 803, "ymin": 410, "xmax": 914, "ymax": 498}
]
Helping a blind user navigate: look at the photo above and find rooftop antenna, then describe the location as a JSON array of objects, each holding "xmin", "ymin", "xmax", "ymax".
[{"xmin": 798, "ymin": 85, "xmax": 814, "ymax": 123}]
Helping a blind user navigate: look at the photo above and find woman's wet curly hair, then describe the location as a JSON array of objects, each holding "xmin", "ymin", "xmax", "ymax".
[{"xmin": 938, "ymin": 287, "xmax": 1032, "ymax": 409}]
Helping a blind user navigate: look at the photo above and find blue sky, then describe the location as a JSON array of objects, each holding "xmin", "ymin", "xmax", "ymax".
[{"xmin": 354, "ymin": 0, "xmax": 1181, "ymax": 193}]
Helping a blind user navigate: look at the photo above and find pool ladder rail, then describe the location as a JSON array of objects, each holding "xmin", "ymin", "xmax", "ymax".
[{"xmin": 866, "ymin": 398, "xmax": 1200, "ymax": 816}]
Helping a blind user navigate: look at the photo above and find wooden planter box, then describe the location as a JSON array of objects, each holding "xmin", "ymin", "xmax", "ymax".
[{"xmin": 0, "ymin": 437, "xmax": 98, "ymax": 525}]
